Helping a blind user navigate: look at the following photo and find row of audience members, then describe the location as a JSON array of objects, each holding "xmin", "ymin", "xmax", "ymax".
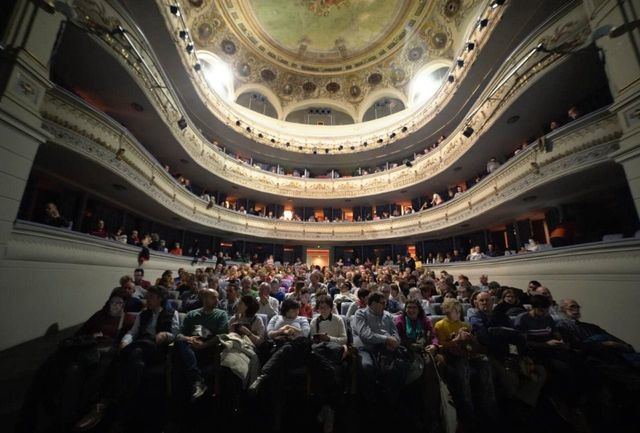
[{"xmin": 19, "ymin": 261, "xmax": 639, "ymax": 433}]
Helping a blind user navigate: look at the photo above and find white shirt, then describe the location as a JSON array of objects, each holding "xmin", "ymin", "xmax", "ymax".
[
  {"xmin": 310, "ymin": 314, "xmax": 347, "ymax": 345},
  {"xmin": 256, "ymin": 296, "xmax": 280, "ymax": 319}
]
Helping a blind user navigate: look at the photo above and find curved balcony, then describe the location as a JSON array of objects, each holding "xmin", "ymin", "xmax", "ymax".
[
  {"xmin": 63, "ymin": 0, "xmax": 593, "ymax": 199},
  {"xmin": 41, "ymin": 87, "xmax": 621, "ymax": 243}
]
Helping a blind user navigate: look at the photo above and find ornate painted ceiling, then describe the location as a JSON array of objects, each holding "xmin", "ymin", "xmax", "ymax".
[{"xmin": 183, "ymin": 0, "xmax": 484, "ymax": 120}]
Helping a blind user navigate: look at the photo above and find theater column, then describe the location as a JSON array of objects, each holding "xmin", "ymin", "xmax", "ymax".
[
  {"xmin": 584, "ymin": 1, "xmax": 640, "ymax": 217},
  {"xmin": 0, "ymin": 1, "xmax": 66, "ymax": 248}
]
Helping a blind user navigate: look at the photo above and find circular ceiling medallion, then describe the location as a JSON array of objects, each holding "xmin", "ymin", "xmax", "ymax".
[
  {"xmin": 188, "ymin": 0, "xmax": 204, "ymax": 6},
  {"xmin": 408, "ymin": 46, "xmax": 423, "ymax": 61},
  {"xmin": 390, "ymin": 68, "xmax": 406, "ymax": 84},
  {"xmin": 326, "ymin": 82, "xmax": 340, "ymax": 93},
  {"xmin": 237, "ymin": 63, "xmax": 251, "ymax": 77},
  {"xmin": 260, "ymin": 69, "xmax": 276, "ymax": 81},
  {"xmin": 282, "ymin": 83, "xmax": 294, "ymax": 95},
  {"xmin": 302, "ymin": 82, "xmax": 317, "ymax": 93},
  {"xmin": 444, "ymin": 0, "xmax": 461, "ymax": 17},
  {"xmin": 368, "ymin": 73, "xmax": 383, "ymax": 85},
  {"xmin": 221, "ymin": 39, "xmax": 237, "ymax": 55},
  {"xmin": 432, "ymin": 32, "xmax": 448, "ymax": 49},
  {"xmin": 349, "ymin": 85, "xmax": 361, "ymax": 97},
  {"xmin": 197, "ymin": 23, "xmax": 213, "ymax": 41}
]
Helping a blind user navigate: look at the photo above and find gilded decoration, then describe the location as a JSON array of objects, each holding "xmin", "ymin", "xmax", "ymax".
[{"xmin": 182, "ymin": 0, "xmax": 484, "ymax": 116}]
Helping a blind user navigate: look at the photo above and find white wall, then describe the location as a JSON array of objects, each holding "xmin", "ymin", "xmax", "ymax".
[
  {"xmin": 0, "ymin": 221, "xmax": 204, "ymax": 351},
  {"xmin": 432, "ymin": 241, "xmax": 640, "ymax": 348}
]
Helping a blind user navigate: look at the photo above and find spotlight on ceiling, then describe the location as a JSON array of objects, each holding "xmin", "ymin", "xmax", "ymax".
[
  {"xmin": 447, "ymin": 74, "xmax": 455, "ymax": 83},
  {"xmin": 235, "ymin": 120, "xmax": 241, "ymax": 126},
  {"xmin": 313, "ymin": 149, "xmax": 318, "ymax": 155},
  {"xmin": 363, "ymin": 141, "xmax": 368, "ymax": 147},
  {"xmin": 338, "ymin": 145, "xmax": 344, "ymax": 151},
  {"xmin": 377, "ymin": 138, "xmax": 383, "ymax": 143},
  {"xmin": 456, "ymin": 58, "xmax": 464, "ymax": 68},
  {"xmin": 286, "ymin": 142, "xmax": 290, "ymax": 147},
  {"xmin": 401, "ymin": 126, "xmax": 408, "ymax": 133},
  {"xmin": 270, "ymin": 138, "xmax": 276, "ymax": 143},
  {"xmin": 325, "ymin": 149, "xmax": 330, "ymax": 154},
  {"xmin": 245, "ymin": 127, "xmax": 251, "ymax": 133},
  {"xmin": 193, "ymin": 63, "xmax": 202, "ymax": 71},
  {"xmin": 258, "ymin": 133, "xmax": 263, "ymax": 138},
  {"xmin": 490, "ymin": 0, "xmax": 505, "ymax": 8},
  {"xmin": 466, "ymin": 42, "xmax": 475, "ymax": 51},
  {"xmin": 478, "ymin": 18, "xmax": 489, "ymax": 29},
  {"xmin": 177, "ymin": 117, "xmax": 187, "ymax": 130},
  {"xmin": 403, "ymin": 159, "xmax": 413, "ymax": 167},
  {"xmin": 179, "ymin": 30, "xmax": 188, "ymax": 40},
  {"xmin": 350, "ymin": 146, "xmax": 355, "ymax": 150},
  {"xmin": 169, "ymin": 5, "xmax": 180, "ymax": 16},
  {"xmin": 389, "ymin": 132, "xmax": 396, "ymax": 138},
  {"xmin": 186, "ymin": 43, "xmax": 194, "ymax": 54},
  {"xmin": 462, "ymin": 126, "xmax": 474, "ymax": 137}
]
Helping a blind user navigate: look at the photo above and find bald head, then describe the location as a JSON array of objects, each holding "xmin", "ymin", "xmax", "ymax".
[
  {"xmin": 201, "ymin": 288, "xmax": 219, "ymax": 310},
  {"xmin": 560, "ymin": 299, "xmax": 581, "ymax": 320},
  {"xmin": 476, "ymin": 291, "xmax": 493, "ymax": 312}
]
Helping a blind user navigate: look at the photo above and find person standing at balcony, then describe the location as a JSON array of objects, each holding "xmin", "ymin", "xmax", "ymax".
[
  {"xmin": 43, "ymin": 202, "xmax": 70, "ymax": 228},
  {"xmin": 486, "ymin": 157, "xmax": 501, "ymax": 174},
  {"xmin": 90, "ymin": 219, "xmax": 108, "ymax": 238}
]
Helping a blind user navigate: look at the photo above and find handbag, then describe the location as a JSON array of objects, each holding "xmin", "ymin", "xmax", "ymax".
[{"xmin": 427, "ymin": 352, "xmax": 458, "ymax": 433}]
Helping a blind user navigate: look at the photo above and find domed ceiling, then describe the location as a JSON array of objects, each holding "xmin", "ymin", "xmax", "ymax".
[{"xmin": 183, "ymin": 0, "xmax": 483, "ymax": 122}]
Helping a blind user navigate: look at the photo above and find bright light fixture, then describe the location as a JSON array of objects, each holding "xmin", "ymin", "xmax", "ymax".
[
  {"xmin": 283, "ymin": 210, "xmax": 293, "ymax": 220},
  {"xmin": 201, "ymin": 54, "xmax": 234, "ymax": 101},
  {"xmin": 410, "ymin": 72, "xmax": 440, "ymax": 106}
]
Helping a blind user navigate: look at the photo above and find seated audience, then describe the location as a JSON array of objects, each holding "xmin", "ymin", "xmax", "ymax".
[{"xmin": 43, "ymin": 202, "xmax": 70, "ymax": 228}]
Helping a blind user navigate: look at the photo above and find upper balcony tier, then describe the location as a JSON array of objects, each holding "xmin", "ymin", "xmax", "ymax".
[{"xmin": 52, "ymin": 0, "xmax": 602, "ymax": 202}]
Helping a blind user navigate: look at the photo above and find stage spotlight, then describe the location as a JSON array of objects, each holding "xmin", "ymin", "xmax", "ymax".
[
  {"xmin": 401, "ymin": 126, "xmax": 408, "ymax": 133},
  {"xmin": 179, "ymin": 30, "xmax": 188, "ymax": 40},
  {"xmin": 447, "ymin": 74, "xmax": 455, "ymax": 83},
  {"xmin": 339, "ymin": 145, "xmax": 344, "ymax": 150},
  {"xmin": 390, "ymin": 132, "xmax": 396, "ymax": 138},
  {"xmin": 313, "ymin": 150, "xmax": 318, "ymax": 155},
  {"xmin": 466, "ymin": 42, "xmax": 475, "ymax": 51},
  {"xmin": 258, "ymin": 133, "xmax": 263, "ymax": 138},
  {"xmin": 235, "ymin": 120, "xmax": 241, "ymax": 126},
  {"xmin": 456, "ymin": 58, "xmax": 464, "ymax": 68},
  {"xmin": 193, "ymin": 63, "xmax": 201, "ymax": 71},
  {"xmin": 350, "ymin": 146, "xmax": 355, "ymax": 150},
  {"xmin": 463, "ymin": 126, "xmax": 474, "ymax": 137},
  {"xmin": 491, "ymin": 0, "xmax": 505, "ymax": 8},
  {"xmin": 271, "ymin": 138, "xmax": 276, "ymax": 143},
  {"xmin": 478, "ymin": 18, "xmax": 489, "ymax": 28},
  {"xmin": 186, "ymin": 43, "xmax": 194, "ymax": 54},
  {"xmin": 286, "ymin": 142, "xmax": 290, "ymax": 147},
  {"xmin": 169, "ymin": 5, "xmax": 180, "ymax": 16},
  {"xmin": 246, "ymin": 127, "xmax": 251, "ymax": 132},
  {"xmin": 377, "ymin": 138, "xmax": 383, "ymax": 143},
  {"xmin": 177, "ymin": 117, "xmax": 187, "ymax": 130},
  {"xmin": 325, "ymin": 149, "xmax": 329, "ymax": 154},
  {"xmin": 403, "ymin": 159, "xmax": 413, "ymax": 167},
  {"xmin": 363, "ymin": 142, "xmax": 368, "ymax": 147}
]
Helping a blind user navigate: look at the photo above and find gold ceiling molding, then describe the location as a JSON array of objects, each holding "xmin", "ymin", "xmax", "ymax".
[
  {"xmin": 41, "ymin": 87, "xmax": 621, "ymax": 242},
  {"xmin": 182, "ymin": 0, "xmax": 483, "ymax": 114},
  {"xmin": 154, "ymin": 0, "xmax": 504, "ymax": 152}
]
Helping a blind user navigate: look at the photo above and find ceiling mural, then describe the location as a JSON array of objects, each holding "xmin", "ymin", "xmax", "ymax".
[{"xmin": 183, "ymin": 0, "xmax": 484, "ymax": 120}]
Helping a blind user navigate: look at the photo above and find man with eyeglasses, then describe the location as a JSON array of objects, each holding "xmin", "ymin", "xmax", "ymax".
[{"xmin": 353, "ymin": 292, "xmax": 408, "ymax": 403}]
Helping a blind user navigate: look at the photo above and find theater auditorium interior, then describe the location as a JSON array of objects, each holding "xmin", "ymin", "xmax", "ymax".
[{"xmin": 1, "ymin": 0, "xmax": 640, "ymax": 432}]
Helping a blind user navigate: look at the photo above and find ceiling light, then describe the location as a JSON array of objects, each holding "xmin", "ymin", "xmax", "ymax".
[
  {"xmin": 325, "ymin": 149, "xmax": 329, "ymax": 154},
  {"xmin": 466, "ymin": 42, "xmax": 475, "ymax": 51},
  {"xmin": 478, "ymin": 18, "xmax": 489, "ymax": 28},
  {"xmin": 179, "ymin": 30, "xmax": 188, "ymax": 40},
  {"xmin": 339, "ymin": 145, "xmax": 344, "ymax": 150},
  {"xmin": 463, "ymin": 126, "xmax": 474, "ymax": 137},
  {"xmin": 186, "ymin": 43, "xmax": 194, "ymax": 54},
  {"xmin": 177, "ymin": 117, "xmax": 187, "ymax": 130},
  {"xmin": 193, "ymin": 63, "xmax": 201, "ymax": 71},
  {"xmin": 389, "ymin": 132, "xmax": 396, "ymax": 138},
  {"xmin": 350, "ymin": 146, "xmax": 355, "ymax": 150},
  {"xmin": 377, "ymin": 138, "xmax": 383, "ymax": 143},
  {"xmin": 410, "ymin": 69, "xmax": 442, "ymax": 105},
  {"xmin": 258, "ymin": 133, "xmax": 263, "ymax": 138},
  {"xmin": 490, "ymin": 0, "xmax": 505, "ymax": 8},
  {"xmin": 202, "ymin": 55, "xmax": 234, "ymax": 100},
  {"xmin": 235, "ymin": 120, "xmax": 241, "ymax": 126},
  {"xmin": 270, "ymin": 138, "xmax": 276, "ymax": 143},
  {"xmin": 404, "ymin": 159, "xmax": 413, "ymax": 167},
  {"xmin": 169, "ymin": 5, "xmax": 180, "ymax": 16},
  {"xmin": 456, "ymin": 58, "xmax": 464, "ymax": 68},
  {"xmin": 246, "ymin": 127, "xmax": 251, "ymax": 132},
  {"xmin": 401, "ymin": 126, "xmax": 408, "ymax": 133},
  {"xmin": 447, "ymin": 74, "xmax": 455, "ymax": 83}
]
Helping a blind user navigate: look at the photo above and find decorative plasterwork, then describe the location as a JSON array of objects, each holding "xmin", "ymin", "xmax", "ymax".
[
  {"xmin": 41, "ymin": 87, "xmax": 621, "ymax": 242},
  {"xmin": 180, "ymin": 0, "xmax": 483, "ymax": 119}
]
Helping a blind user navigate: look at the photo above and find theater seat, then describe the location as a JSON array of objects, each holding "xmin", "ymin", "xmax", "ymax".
[
  {"xmin": 429, "ymin": 315, "xmax": 445, "ymax": 325},
  {"xmin": 602, "ymin": 233, "xmax": 624, "ymax": 242},
  {"xmin": 429, "ymin": 303, "xmax": 442, "ymax": 315},
  {"xmin": 340, "ymin": 301, "xmax": 353, "ymax": 316},
  {"xmin": 255, "ymin": 313, "xmax": 269, "ymax": 331}
]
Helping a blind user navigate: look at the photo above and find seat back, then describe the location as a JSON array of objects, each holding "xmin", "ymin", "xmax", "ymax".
[
  {"xmin": 340, "ymin": 314, "xmax": 353, "ymax": 345},
  {"xmin": 255, "ymin": 313, "xmax": 269, "ymax": 332},
  {"xmin": 429, "ymin": 303, "xmax": 442, "ymax": 316},
  {"xmin": 340, "ymin": 301, "xmax": 353, "ymax": 316}
]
